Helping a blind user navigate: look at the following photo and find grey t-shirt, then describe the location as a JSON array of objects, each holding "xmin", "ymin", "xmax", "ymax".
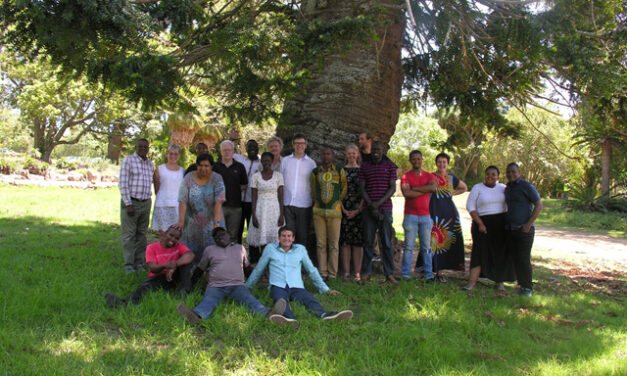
[{"xmin": 197, "ymin": 244, "xmax": 248, "ymax": 288}]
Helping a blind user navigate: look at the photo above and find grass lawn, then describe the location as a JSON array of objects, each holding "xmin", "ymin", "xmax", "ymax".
[{"xmin": 1, "ymin": 184, "xmax": 625, "ymax": 375}]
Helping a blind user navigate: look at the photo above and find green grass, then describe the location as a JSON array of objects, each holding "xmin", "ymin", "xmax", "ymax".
[
  {"xmin": 1, "ymin": 185, "xmax": 626, "ymax": 375},
  {"xmin": 535, "ymin": 199, "xmax": 626, "ymax": 238}
]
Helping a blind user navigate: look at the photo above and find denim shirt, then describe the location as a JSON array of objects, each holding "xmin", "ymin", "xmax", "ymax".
[{"xmin": 246, "ymin": 243, "xmax": 330, "ymax": 294}]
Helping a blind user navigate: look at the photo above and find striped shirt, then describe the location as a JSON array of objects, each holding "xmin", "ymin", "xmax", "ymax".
[
  {"xmin": 359, "ymin": 158, "xmax": 397, "ymax": 211},
  {"xmin": 119, "ymin": 153, "xmax": 154, "ymax": 206}
]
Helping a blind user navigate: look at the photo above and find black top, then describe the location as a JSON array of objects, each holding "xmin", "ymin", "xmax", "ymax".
[
  {"xmin": 505, "ymin": 178, "xmax": 541, "ymax": 230},
  {"xmin": 212, "ymin": 160, "xmax": 248, "ymax": 207}
]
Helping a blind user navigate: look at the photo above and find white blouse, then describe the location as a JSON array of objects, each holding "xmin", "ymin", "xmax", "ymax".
[{"xmin": 466, "ymin": 183, "xmax": 507, "ymax": 216}]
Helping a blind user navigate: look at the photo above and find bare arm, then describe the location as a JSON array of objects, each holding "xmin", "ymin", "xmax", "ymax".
[
  {"xmin": 277, "ymin": 185, "xmax": 285, "ymax": 225},
  {"xmin": 411, "ymin": 180, "xmax": 436, "ymax": 193},
  {"xmin": 153, "ymin": 167, "xmax": 160, "ymax": 194},
  {"xmin": 177, "ymin": 202, "xmax": 187, "ymax": 229},
  {"xmin": 251, "ymin": 188, "xmax": 259, "ymax": 228},
  {"xmin": 401, "ymin": 183, "xmax": 425, "ymax": 198},
  {"xmin": 453, "ymin": 180, "xmax": 468, "ymax": 195},
  {"xmin": 360, "ymin": 179, "xmax": 372, "ymax": 207},
  {"xmin": 213, "ymin": 200, "xmax": 224, "ymax": 227},
  {"xmin": 469, "ymin": 210, "xmax": 487, "ymax": 234}
]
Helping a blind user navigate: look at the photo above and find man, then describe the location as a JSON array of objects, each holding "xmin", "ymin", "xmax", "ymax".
[
  {"xmin": 105, "ymin": 225, "xmax": 194, "ymax": 307},
  {"xmin": 234, "ymin": 140, "xmax": 261, "ymax": 245},
  {"xmin": 119, "ymin": 138, "xmax": 154, "ymax": 273},
  {"xmin": 213, "ymin": 140, "xmax": 248, "ymax": 242},
  {"xmin": 311, "ymin": 147, "xmax": 347, "ymax": 280},
  {"xmin": 266, "ymin": 136, "xmax": 283, "ymax": 172},
  {"xmin": 400, "ymin": 150, "xmax": 436, "ymax": 281},
  {"xmin": 246, "ymin": 226, "xmax": 353, "ymax": 324},
  {"xmin": 185, "ymin": 142, "xmax": 209, "ymax": 175},
  {"xmin": 175, "ymin": 227, "xmax": 287, "ymax": 324},
  {"xmin": 358, "ymin": 132, "xmax": 373, "ymax": 164},
  {"xmin": 280, "ymin": 133, "xmax": 317, "ymax": 249},
  {"xmin": 505, "ymin": 163, "xmax": 543, "ymax": 297},
  {"xmin": 359, "ymin": 141, "xmax": 398, "ymax": 283}
]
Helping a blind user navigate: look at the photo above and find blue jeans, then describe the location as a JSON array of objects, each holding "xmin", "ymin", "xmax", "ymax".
[
  {"xmin": 362, "ymin": 209, "xmax": 395, "ymax": 276},
  {"xmin": 193, "ymin": 285, "xmax": 269, "ymax": 319},
  {"xmin": 402, "ymin": 214, "xmax": 433, "ymax": 279},
  {"xmin": 270, "ymin": 285, "xmax": 326, "ymax": 319}
]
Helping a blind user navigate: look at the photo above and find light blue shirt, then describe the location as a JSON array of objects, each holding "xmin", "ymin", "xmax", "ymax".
[{"xmin": 246, "ymin": 243, "xmax": 329, "ymax": 294}]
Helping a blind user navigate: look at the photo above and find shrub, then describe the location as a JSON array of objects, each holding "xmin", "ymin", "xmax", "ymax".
[
  {"xmin": 0, "ymin": 158, "xmax": 19, "ymax": 175},
  {"xmin": 22, "ymin": 157, "xmax": 49, "ymax": 175}
]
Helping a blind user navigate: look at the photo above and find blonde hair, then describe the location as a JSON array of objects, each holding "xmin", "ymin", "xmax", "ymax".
[
  {"xmin": 167, "ymin": 144, "xmax": 181, "ymax": 153},
  {"xmin": 346, "ymin": 144, "xmax": 359, "ymax": 153}
]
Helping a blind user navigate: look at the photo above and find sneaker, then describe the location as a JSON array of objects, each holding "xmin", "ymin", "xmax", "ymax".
[
  {"xmin": 267, "ymin": 298, "xmax": 287, "ymax": 318},
  {"xmin": 322, "ymin": 310, "xmax": 353, "ymax": 322},
  {"xmin": 461, "ymin": 285, "xmax": 474, "ymax": 291},
  {"xmin": 105, "ymin": 292, "xmax": 127, "ymax": 308},
  {"xmin": 518, "ymin": 288, "xmax": 533, "ymax": 297},
  {"xmin": 425, "ymin": 277, "xmax": 436, "ymax": 283},
  {"xmin": 124, "ymin": 266, "xmax": 135, "ymax": 274},
  {"xmin": 176, "ymin": 303, "xmax": 201, "ymax": 324},
  {"xmin": 269, "ymin": 314, "xmax": 299, "ymax": 326}
]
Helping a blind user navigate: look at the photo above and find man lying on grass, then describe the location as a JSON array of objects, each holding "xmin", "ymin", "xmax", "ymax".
[
  {"xmin": 105, "ymin": 225, "xmax": 194, "ymax": 307},
  {"xmin": 176, "ymin": 227, "xmax": 287, "ymax": 325},
  {"xmin": 245, "ymin": 226, "xmax": 353, "ymax": 325}
]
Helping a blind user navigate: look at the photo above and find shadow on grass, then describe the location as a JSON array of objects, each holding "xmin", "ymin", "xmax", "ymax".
[{"xmin": 0, "ymin": 216, "xmax": 625, "ymax": 375}]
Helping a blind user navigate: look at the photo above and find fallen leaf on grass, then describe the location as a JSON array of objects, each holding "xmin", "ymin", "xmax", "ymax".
[
  {"xmin": 476, "ymin": 352, "xmax": 506, "ymax": 361},
  {"xmin": 484, "ymin": 311, "xmax": 506, "ymax": 326}
]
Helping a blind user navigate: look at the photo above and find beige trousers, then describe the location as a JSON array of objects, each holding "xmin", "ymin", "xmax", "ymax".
[{"xmin": 313, "ymin": 215, "xmax": 342, "ymax": 278}]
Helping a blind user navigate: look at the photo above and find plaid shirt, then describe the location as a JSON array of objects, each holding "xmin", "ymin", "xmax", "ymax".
[{"xmin": 119, "ymin": 153, "xmax": 154, "ymax": 206}]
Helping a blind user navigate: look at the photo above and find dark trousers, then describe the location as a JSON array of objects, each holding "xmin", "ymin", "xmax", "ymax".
[
  {"xmin": 284, "ymin": 205, "xmax": 315, "ymax": 262},
  {"xmin": 238, "ymin": 202, "xmax": 253, "ymax": 245},
  {"xmin": 509, "ymin": 228, "xmax": 535, "ymax": 289},
  {"xmin": 129, "ymin": 264, "xmax": 192, "ymax": 304},
  {"xmin": 270, "ymin": 285, "xmax": 326, "ymax": 319},
  {"xmin": 362, "ymin": 209, "xmax": 395, "ymax": 276}
]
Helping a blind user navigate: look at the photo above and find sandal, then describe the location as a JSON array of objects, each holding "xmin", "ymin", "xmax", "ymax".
[{"xmin": 353, "ymin": 274, "xmax": 361, "ymax": 283}]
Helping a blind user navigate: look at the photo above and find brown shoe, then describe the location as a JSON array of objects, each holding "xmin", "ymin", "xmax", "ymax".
[
  {"xmin": 269, "ymin": 314, "xmax": 299, "ymax": 327},
  {"xmin": 177, "ymin": 303, "xmax": 201, "ymax": 324},
  {"xmin": 386, "ymin": 275, "xmax": 398, "ymax": 284},
  {"xmin": 267, "ymin": 298, "xmax": 287, "ymax": 318}
]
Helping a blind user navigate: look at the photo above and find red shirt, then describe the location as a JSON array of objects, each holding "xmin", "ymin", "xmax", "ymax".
[
  {"xmin": 145, "ymin": 242, "xmax": 190, "ymax": 277},
  {"xmin": 401, "ymin": 169, "xmax": 435, "ymax": 216}
]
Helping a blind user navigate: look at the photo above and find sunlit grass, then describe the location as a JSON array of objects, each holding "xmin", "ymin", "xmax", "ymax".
[{"xmin": 0, "ymin": 184, "xmax": 625, "ymax": 375}]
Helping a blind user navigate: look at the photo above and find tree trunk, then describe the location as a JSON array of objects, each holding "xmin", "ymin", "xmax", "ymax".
[
  {"xmin": 600, "ymin": 137, "xmax": 611, "ymax": 198},
  {"xmin": 107, "ymin": 120, "xmax": 125, "ymax": 164},
  {"xmin": 277, "ymin": 0, "xmax": 404, "ymax": 164}
]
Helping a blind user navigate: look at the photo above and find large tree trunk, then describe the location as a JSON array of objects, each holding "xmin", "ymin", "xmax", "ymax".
[
  {"xmin": 107, "ymin": 120, "xmax": 125, "ymax": 164},
  {"xmin": 600, "ymin": 137, "xmax": 611, "ymax": 198},
  {"xmin": 277, "ymin": 0, "xmax": 404, "ymax": 164}
]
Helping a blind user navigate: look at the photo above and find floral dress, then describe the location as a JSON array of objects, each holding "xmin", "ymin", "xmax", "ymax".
[
  {"xmin": 247, "ymin": 171, "xmax": 284, "ymax": 247},
  {"xmin": 178, "ymin": 172, "xmax": 226, "ymax": 258},
  {"xmin": 430, "ymin": 173, "xmax": 465, "ymax": 272},
  {"xmin": 340, "ymin": 167, "xmax": 363, "ymax": 246}
]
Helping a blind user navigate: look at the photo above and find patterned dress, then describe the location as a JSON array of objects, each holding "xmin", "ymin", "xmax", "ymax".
[
  {"xmin": 178, "ymin": 172, "xmax": 226, "ymax": 258},
  {"xmin": 340, "ymin": 167, "xmax": 363, "ymax": 246},
  {"xmin": 430, "ymin": 173, "xmax": 465, "ymax": 272},
  {"xmin": 247, "ymin": 171, "xmax": 284, "ymax": 247}
]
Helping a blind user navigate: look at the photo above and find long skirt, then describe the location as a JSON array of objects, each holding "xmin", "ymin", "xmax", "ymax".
[{"xmin": 470, "ymin": 213, "xmax": 516, "ymax": 282}]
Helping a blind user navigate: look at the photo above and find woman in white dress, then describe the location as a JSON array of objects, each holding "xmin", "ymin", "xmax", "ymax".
[
  {"xmin": 151, "ymin": 144, "xmax": 184, "ymax": 232},
  {"xmin": 247, "ymin": 152, "xmax": 285, "ymax": 262}
]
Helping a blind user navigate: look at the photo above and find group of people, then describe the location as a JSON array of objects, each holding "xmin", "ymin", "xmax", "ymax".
[{"xmin": 108, "ymin": 130, "xmax": 542, "ymax": 326}]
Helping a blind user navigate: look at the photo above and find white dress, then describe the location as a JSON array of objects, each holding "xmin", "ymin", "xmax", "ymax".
[
  {"xmin": 247, "ymin": 171, "xmax": 284, "ymax": 246},
  {"xmin": 151, "ymin": 164, "xmax": 184, "ymax": 231}
]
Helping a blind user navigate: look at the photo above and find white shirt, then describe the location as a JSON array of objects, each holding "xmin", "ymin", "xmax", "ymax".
[
  {"xmin": 234, "ymin": 153, "xmax": 261, "ymax": 203},
  {"xmin": 154, "ymin": 164, "xmax": 184, "ymax": 207},
  {"xmin": 466, "ymin": 183, "xmax": 507, "ymax": 216},
  {"xmin": 280, "ymin": 153, "xmax": 316, "ymax": 208}
]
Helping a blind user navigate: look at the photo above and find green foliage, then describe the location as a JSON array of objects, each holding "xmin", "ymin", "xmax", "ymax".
[
  {"xmin": 0, "ymin": 157, "xmax": 19, "ymax": 174},
  {"xmin": 22, "ymin": 156, "xmax": 49, "ymax": 175},
  {"xmin": 388, "ymin": 111, "xmax": 448, "ymax": 174},
  {"xmin": 0, "ymin": 106, "xmax": 31, "ymax": 152}
]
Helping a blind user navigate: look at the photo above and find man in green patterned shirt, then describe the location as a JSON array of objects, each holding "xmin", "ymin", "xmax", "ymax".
[{"xmin": 311, "ymin": 147, "xmax": 347, "ymax": 280}]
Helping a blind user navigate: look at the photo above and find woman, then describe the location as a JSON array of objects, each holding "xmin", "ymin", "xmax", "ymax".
[
  {"xmin": 247, "ymin": 152, "xmax": 284, "ymax": 262},
  {"xmin": 340, "ymin": 145, "xmax": 364, "ymax": 282},
  {"xmin": 177, "ymin": 154, "xmax": 226, "ymax": 259},
  {"xmin": 464, "ymin": 166, "xmax": 515, "ymax": 291},
  {"xmin": 151, "ymin": 144, "xmax": 184, "ymax": 232},
  {"xmin": 266, "ymin": 136, "xmax": 283, "ymax": 172},
  {"xmin": 429, "ymin": 153, "xmax": 467, "ymax": 282}
]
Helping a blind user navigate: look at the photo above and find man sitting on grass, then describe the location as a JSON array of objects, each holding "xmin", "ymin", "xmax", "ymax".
[
  {"xmin": 246, "ymin": 226, "xmax": 353, "ymax": 325},
  {"xmin": 175, "ymin": 227, "xmax": 287, "ymax": 324},
  {"xmin": 105, "ymin": 225, "xmax": 194, "ymax": 307}
]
